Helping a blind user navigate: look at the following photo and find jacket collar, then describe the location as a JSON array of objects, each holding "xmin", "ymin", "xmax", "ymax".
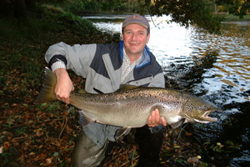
[{"xmin": 119, "ymin": 41, "xmax": 151, "ymax": 68}]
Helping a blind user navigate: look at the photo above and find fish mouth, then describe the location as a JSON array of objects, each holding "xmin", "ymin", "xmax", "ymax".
[{"xmin": 198, "ymin": 109, "xmax": 218, "ymax": 123}]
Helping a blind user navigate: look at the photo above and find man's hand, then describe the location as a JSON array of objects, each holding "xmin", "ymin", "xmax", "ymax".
[
  {"xmin": 147, "ymin": 109, "xmax": 167, "ymax": 127},
  {"xmin": 54, "ymin": 68, "xmax": 74, "ymax": 104}
]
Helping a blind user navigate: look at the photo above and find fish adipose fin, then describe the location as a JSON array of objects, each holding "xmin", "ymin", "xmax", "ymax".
[
  {"xmin": 34, "ymin": 67, "xmax": 57, "ymax": 104},
  {"xmin": 78, "ymin": 110, "xmax": 95, "ymax": 127}
]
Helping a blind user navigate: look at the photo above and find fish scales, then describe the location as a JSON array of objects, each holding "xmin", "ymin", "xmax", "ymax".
[{"xmin": 68, "ymin": 87, "xmax": 208, "ymax": 127}]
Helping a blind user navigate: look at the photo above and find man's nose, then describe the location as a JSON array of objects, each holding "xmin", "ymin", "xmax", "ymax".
[{"xmin": 131, "ymin": 33, "xmax": 138, "ymax": 40}]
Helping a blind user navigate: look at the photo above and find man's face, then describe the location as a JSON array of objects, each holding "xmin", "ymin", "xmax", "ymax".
[{"xmin": 122, "ymin": 24, "xmax": 150, "ymax": 58}]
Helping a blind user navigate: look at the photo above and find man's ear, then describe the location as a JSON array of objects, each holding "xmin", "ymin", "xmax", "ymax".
[{"xmin": 146, "ymin": 33, "xmax": 150, "ymax": 44}]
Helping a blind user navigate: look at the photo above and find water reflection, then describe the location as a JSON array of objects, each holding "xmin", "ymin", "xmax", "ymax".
[
  {"xmin": 190, "ymin": 26, "xmax": 250, "ymax": 106},
  {"xmin": 82, "ymin": 15, "xmax": 250, "ymax": 166}
]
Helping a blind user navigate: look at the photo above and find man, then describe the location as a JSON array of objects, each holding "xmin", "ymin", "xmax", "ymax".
[{"xmin": 45, "ymin": 14, "xmax": 167, "ymax": 167}]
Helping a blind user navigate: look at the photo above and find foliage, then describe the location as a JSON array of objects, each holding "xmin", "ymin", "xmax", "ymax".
[
  {"xmin": 1, "ymin": 0, "xmax": 249, "ymax": 33},
  {"xmin": 144, "ymin": 0, "xmax": 223, "ymax": 34},
  {"xmin": 216, "ymin": 0, "xmax": 250, "ymax": 19}
]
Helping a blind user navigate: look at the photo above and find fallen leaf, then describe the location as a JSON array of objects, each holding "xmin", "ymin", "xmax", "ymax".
[
  {"xmin": 5, "ymin": 118, "xmax": 15, "ymax": 125},
  {"xmin": 29, "ymin": 152, "xmax": 36, "ymax": 155},
  {"xmin": 46, "ymin": 157, "xmax": 53, "ymax": 164},
  {"xmin": 0, "ymin": 146, "xmax": 3, "ymax": 154},
  {"xmin": 4, "ymin": 142, "xmax": 10, "ymax": 149},
  {"xmin": 186, "ymin": 132, "xmax": 192, "ymax": 136},
  {"xmin": 36, "ymin": 131, "xmax": 44, "ymax": 137}
]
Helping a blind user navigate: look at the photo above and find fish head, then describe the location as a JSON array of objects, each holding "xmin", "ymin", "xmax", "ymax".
[{"xmin": 183, "ymin": 97, "xmax": 218, "ymax": 124}]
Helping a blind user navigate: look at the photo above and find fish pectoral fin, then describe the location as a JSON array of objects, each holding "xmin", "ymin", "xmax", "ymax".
[
  {"xmin": 170, "ymin": 118, "xmax": 186, "ymax": 129},
  {"xmin": 78, "ymin": 110, "xmax": 94, "ymax": 127},
  {"xmin": 115, "ymin": 128, "xmax": 131, "ymax": 140}
]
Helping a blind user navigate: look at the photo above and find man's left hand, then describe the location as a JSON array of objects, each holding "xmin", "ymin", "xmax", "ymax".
[{"xmin": 147, "ymin": 109, "xmax": 167, "ymax": 127}]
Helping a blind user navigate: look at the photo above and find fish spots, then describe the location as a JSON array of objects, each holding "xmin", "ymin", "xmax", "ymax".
[
  {"xmin": 143, "ymin": 93, "xmax": 152, "ymax": 98},
  {"xmin": 158, "ymin": 99, "xmax": 163, "ymax": 103}
]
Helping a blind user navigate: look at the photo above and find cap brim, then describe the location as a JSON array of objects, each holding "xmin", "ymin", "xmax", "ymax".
[{"xmin": 123, "ymin": 22, "xmax": 148, "ymax": 29}]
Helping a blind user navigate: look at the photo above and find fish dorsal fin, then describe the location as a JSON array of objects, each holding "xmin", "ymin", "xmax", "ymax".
[
  {"xmin": 170, "ymin": 118, "xmax": 186, "ymax": 129},
  {"xmin": 78, "ymin": 110, "xmax": 94, "ymax": 127},
  {"xmin": 115, "ymin": 128, "xmax": 131, "ymax": 140},
  {"xmin": 116, "ymin": 84, "xmax": 139, "ymax": 92}
]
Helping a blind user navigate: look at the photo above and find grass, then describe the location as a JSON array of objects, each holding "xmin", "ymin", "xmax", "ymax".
[{"xmin": 216, "ymin": 13, "xmax": 250, "ymax": 21}]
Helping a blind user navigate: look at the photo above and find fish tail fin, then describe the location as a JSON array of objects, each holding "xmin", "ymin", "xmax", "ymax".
[
  {"xmin": 78, "ymin": 110, "xmax": 94, "ymax": 127},
  {"xmin": 34, "ymin": 67, "xmax": 57, "ymax": 104}
]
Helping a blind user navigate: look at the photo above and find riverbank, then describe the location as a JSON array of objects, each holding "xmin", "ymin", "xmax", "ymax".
[
  {"xmin": 217, "ymin": 13, "xmax": 250, "ymax": 21},
  {"xmin": 0, "ymin": 6, "xmax": 120, "ymax": 166},
  {"xmin": 79, "ymin": 12, "xmax": 250, "ymax": 21}
]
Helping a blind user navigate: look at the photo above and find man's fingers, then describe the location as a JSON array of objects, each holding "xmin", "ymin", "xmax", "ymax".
[
  {"xmin": 161, "ymin": 117, "xmax": 167, "ymax": 126},
  {"xmin": 151, "ymin": 110, "xmax": 155, "ymax": 124},
  {"xmin": 148, "ymin": 115, "xmax": 154, "ymax": 127},
  {"xmin": 56, "ymin": 94, "xmax": 70, "ymax": 104},
  {"xmin": 147, "ymin": 109, "xmax": 167, "ymax": 127},
  {"xmin": 154, "ymin": 109, "xmax": 160, "ymax": 124}
]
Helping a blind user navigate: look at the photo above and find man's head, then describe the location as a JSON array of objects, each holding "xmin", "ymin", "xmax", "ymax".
[
  {"xmin": 122, "ymin": 15, "xmax": 150, "ymax": 59},
  {"xmin": 122, "ymin": 15, "xmax": 150, "ymax": 35}
]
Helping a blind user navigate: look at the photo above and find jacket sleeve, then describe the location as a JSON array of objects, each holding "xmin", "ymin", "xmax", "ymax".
[{"xmin": 45, "ymin": 42, "xmax": 97, "ymax": 78}]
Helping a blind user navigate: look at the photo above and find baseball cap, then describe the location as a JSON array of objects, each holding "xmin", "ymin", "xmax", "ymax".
[{"xmin": 122, "ymin": 14, "xmax": 150, "ymax": 31}]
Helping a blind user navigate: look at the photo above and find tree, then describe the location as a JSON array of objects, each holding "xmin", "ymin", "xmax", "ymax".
[
  {"xmin": 143, "ymin": 0, "xmax": 222, "ymax": 33},
  {"xmin": 216, "ymin": 0, "xmax": 250, "ymax": 19},
  {"xmin": 0, "ymin": 0, "xmax": 36, "ymax": 18}
]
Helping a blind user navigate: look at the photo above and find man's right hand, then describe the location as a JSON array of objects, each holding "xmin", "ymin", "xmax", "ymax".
[{"xmin": 54, "ymin": 68, "xmax": 74, "ymax": 104}]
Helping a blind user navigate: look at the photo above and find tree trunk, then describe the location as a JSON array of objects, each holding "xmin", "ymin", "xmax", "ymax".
[
  {"xmin": 25, "ymin": 0, "xmax": 36, "ymax": 11},
  {"xmin": 14, "ymin": 0, "xmax": 27, "ymax": 18},
  {"xmin": 214, "ymin": 0, "xmax": 217, "ymax": 14}
]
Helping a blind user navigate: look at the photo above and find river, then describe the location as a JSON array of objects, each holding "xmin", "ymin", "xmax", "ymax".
[{"xmin": 82, "ymin": 15, "xmax": 250, "ymax": 166}]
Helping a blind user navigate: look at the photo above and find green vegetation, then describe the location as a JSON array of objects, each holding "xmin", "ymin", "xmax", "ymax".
[
  {"xmin": 218, "ymin": 13, "xmax": 250, "ymax": 21},
  {"xmin": 216, "ymin": 0, "xmax": 250, "ymax": 19},
  {"xmin": 1, "ymin": 0, "xmax": 249, "ymax": 34}
]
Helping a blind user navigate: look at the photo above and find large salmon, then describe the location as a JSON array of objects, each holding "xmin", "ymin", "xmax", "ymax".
[{"xmin": 35, "ymin": 68, "xmax": 218, "ymax": 130}]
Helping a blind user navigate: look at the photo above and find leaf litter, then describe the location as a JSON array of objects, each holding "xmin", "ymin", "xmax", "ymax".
[{"xmin": 0, "ymin": 73, "xmax": 214, "ymax": 166}]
